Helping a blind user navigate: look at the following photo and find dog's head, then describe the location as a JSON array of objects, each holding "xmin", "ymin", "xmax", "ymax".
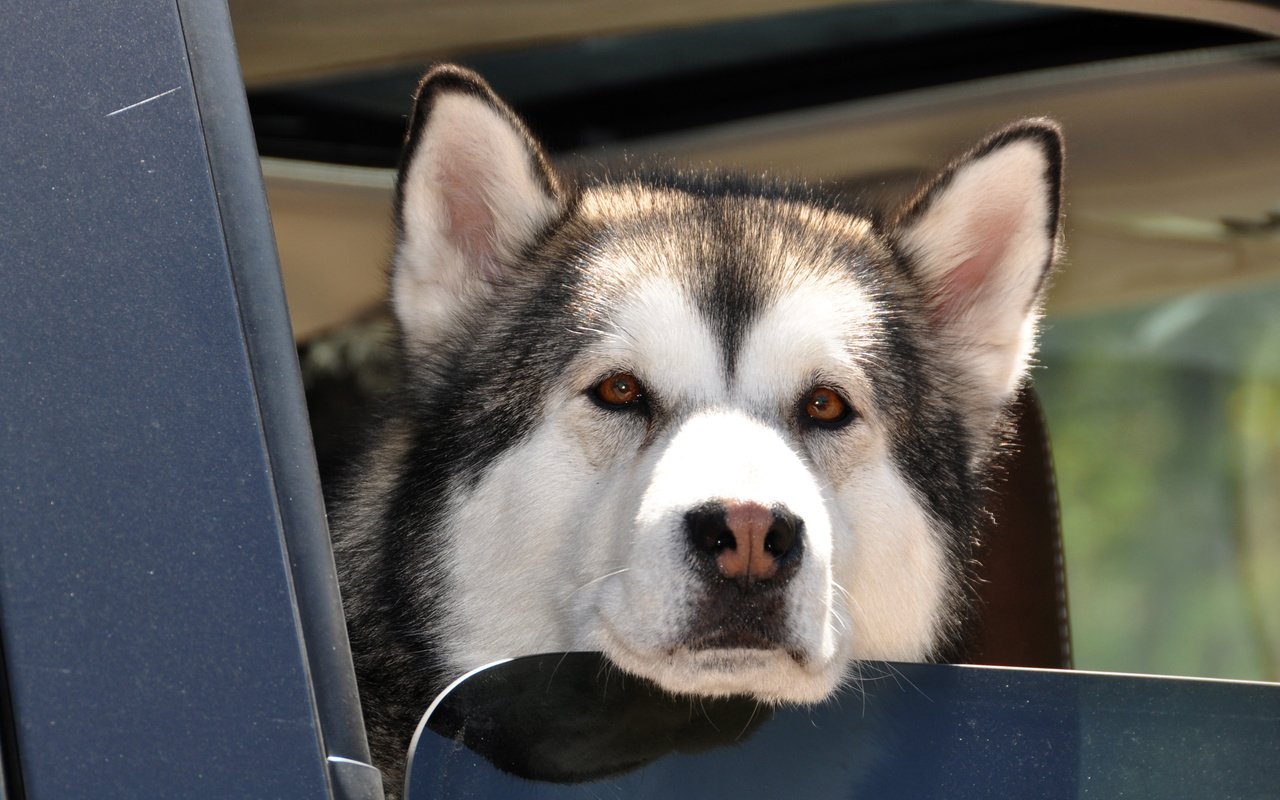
[{"xmin": 388, "ymin": 66, "xmax": 1062, "ymax": 701}]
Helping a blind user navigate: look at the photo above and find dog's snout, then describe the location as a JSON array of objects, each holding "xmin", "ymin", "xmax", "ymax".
[{"xmin": 685, "ymin": 501, "xmax": 803, "ymax": 584}]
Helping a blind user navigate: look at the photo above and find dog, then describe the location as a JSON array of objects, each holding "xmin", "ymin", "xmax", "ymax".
[{"xmin": 328, "ymin": 64, "xmax": 1063, "ymax": 793}]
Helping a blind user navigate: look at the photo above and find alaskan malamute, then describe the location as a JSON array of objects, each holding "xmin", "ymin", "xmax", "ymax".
[{"xmin": 329, "ymin": 65, "xmax": 1063, "ymax": 790}]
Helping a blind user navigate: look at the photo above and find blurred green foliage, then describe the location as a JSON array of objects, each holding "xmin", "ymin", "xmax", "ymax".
[{"xmin": 1038, "ymin": 283, "xmax": 1280, "ymax": 681}]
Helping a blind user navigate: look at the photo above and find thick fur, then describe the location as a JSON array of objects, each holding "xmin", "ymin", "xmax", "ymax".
[{"xmin": 329, "ymin": 65, "xmax": 1063, "ymax": 793}]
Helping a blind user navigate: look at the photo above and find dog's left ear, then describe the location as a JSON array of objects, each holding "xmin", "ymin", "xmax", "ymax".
[
  {"xmin": 890, "ymin": 120, "xmax": 1063, "ymax": 418},
  {"xmin": 392, "ymin": 65, "xmax": 566, "ymax": 352}
]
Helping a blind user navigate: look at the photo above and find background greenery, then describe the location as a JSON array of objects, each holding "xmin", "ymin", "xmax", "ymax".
[{"xmin": 1038, "ymin": 281, "xmax": 1280, "ymax": 681}]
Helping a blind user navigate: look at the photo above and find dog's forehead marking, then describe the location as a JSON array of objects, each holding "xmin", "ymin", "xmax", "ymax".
[
  {"xmin": 585, "ymin": 271, "xmax": 879, "ymax": 417},
  {"xmin": 589, "ymin": 276, "xmax": 726, "ymax": 402},
  {"xmin": 735, "ymin": 277, "xmax": 880, "ymax": 405},
  {"xmin": 575, "ymin": 184, "xmax": 887, "ymax": 408}
]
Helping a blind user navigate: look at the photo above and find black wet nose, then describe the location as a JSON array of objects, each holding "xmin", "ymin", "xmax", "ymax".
[{"xmin": 685, "ymin": 501, "xmax": 803, "ymax": 584}]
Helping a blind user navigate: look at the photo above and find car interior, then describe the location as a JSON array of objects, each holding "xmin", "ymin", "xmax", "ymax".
[{"xmin": 234, "ymin": 0, "xmax": 1280, "ymax": 685}]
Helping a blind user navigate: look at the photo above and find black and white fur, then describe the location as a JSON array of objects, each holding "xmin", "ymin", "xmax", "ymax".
[{"xmin": 330, "ymin": 65, "xmax": 1063, "ymax": 792}]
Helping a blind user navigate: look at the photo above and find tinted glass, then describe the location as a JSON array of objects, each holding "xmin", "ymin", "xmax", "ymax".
[{"xmin": 407, "ymin": 653, "xmax": 1279, "ymax": 799}]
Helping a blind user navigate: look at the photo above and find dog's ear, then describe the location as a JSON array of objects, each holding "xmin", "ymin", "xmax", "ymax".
[
  {"xmin": 392, "ymin": 65, "xmax": 566, "ymax": 350},
  {"xmin": 890, "ymin": 120, "xmax": 1063, "ymax": 419}
]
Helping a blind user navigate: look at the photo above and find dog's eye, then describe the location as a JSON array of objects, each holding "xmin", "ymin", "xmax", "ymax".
[
  {"xmin": 802, "ymin": 386, "xmax": 855, "ymax": 428},
  {"xmin": 592, "ymin": 372, "xmax": 644, "ymax": 409}
]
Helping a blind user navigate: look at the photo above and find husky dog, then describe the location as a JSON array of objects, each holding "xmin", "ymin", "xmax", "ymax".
[{"xmin": 330, "ymin": 65, "xmax": 1062, "ymax": 790}]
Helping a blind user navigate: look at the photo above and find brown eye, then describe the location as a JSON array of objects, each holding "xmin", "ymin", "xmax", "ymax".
[
  {"xmin": 803, "ymin": 386, "xmax": 854, "ymax": 428},
  {"xmin": 592, "ymin": 372, "xmax": 644, "ymax": 408}
]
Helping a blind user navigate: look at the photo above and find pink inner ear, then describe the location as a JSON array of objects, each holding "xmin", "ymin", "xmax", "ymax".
[
  {"xmin": 443, "ymin": 171, "xmax": 499, "ymax": 281},
  {"xmin": 933, "ymin": 210, "xmax": 1016, "ymax": 322}
]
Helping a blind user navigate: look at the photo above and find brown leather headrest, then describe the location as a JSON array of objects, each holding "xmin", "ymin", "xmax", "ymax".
[{"xmin": 969, "ymin": 386, "xmax": 1073, "ymax": 669}]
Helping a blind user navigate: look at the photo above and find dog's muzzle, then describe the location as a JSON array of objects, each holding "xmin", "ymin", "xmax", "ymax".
[{"xmin": 681, "ymin": 500, "xmax": 805, "ymax": 655}]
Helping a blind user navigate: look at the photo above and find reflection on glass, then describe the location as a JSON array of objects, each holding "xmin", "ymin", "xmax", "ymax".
[
  {"xmin": 416, "ymin": 652, "xmax": 770, "ymax": 783},
  {"xmin": 407, "ymin": 653, "xmax": 1278, "ymax": 799}
]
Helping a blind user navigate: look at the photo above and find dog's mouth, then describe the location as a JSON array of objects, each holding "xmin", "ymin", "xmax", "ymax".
[
  {"xmin": 589, "ymin": 565, "xmax": 842, "ymax": 701},
  {"xmin": 598, "ymin": 613, "xmax": 815, "ymax": 677},
  {"xmin": 681, "ymin": 631, "xmax": 809, "ymax": 666},
  {"xmin": 596, "ymin": 618, "xmax": 838, "ymax": 704},
  {"xmin": 676, "ymin": 584, "xmax": 808, "ymax": 663}
]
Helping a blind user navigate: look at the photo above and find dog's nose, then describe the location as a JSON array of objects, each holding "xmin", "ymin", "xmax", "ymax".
[{"xmin": 685, "ymin": 501, "xmax": 802, "ymax": 584}]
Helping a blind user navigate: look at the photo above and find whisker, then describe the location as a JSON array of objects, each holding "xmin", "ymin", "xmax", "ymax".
[
  {"xmin": 545, "ymin": 651, "xmax": 571, "ymax": 693},
  {"xmin": 828, "ymin": 614, "xmax": 848, "ymax": 636},
  {"xmin": 737, "ymin": 700, "xmax": 762, "ymax": 741},
  {"xmin": 884, "ymin": 661, "xmax": 931, "ymax": 701},
  {"xmin": 828, "ymin": 581, "xmax": 853, "ymax": 635},
  {"xmin": 567, "ymin": 567, "xmax": 630, "ymax": 597},
  {"xmin": 697, "ymin": 697, "xmax": 721, "ymax": 732}
]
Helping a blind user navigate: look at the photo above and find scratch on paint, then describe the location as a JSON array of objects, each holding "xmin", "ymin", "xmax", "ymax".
[{"xmin": 105, "ymin": 86, "xmax": 180, "ymax": 118}]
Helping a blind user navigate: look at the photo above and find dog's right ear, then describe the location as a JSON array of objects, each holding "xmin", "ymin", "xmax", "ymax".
[
  {"xmin": 888, "ymin": 120, "xmax": 1063, "ymax": 435},
  {"xmin": 392, "ymin": 65, "xmax": 565, "ymax": 350}
]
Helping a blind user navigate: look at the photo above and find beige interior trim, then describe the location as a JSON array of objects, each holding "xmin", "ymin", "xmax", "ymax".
[
  {"xmin": 230, "ymin": 0, "xmax": 848, "ymax": 87},
  {"xmin": 264, "ymin": 161, "xmax": 395, "ymax": 339},
  {"xmin": 1011, "ymin": 0, "xmax": 1280, "ymax": 36},
  {"xmin": 230, "ymin": 1, "xmax": 1280, "ymax": 88}
]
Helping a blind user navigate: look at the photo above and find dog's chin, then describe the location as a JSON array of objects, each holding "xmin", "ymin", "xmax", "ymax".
[{"xmin": 598, "ymin": 629, "xmax": 845, "ymax": 704}]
